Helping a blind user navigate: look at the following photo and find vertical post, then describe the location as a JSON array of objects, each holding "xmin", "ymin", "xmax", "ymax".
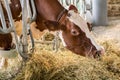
[
  {"xmin": 3, "ymin": 0, "xmax": 20, "ymax": 58},
  {"xmin": 20, "ymin": 0, "xmax": 29, "ymax": 59},
  {"xmin": 73, "ymin": 0, "xmax": 77, "ymax": 6},
  {"xmin": 0, "ymin": 3, "xmax": 7, "ymax": 30},
  {"xmin": 92, "ymin": 0, "xmax": 108, "ymax": 26},
  {"xmin": 53, "ymin": 31, "xmax": 60, "ymax": 52}
]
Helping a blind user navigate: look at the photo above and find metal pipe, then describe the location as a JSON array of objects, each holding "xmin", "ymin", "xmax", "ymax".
[
  {"xmin": 27, "ymin": 0, "xmax": 32, "ymax": 22},
  {"xmin": 30, "ymin": 0, "xmax": 37, "ymax": 22},
  {"xmin": 0, "ymin": 2, "xmax": 7, "ymax": 30},
  {"xmin": 92, "ymin": 0, "xmax": 108, "ymax": 26},
  {"xmin": 4, "ymin": 0, "xmax": 21, "ymax": 59},
  {"xmin": 4, "ymin": 0, "xmax": 14, "ymax": 29},
  {"xmin": 20, "ymin": 0, "xmax": 29, "ymax": 60},
  {"xmin": 27, "ymin": 23, "xmax": 34, "ymax": 53}
]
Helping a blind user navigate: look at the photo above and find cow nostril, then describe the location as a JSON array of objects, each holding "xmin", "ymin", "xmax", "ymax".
[
  {"xmin": 94, "ymin": 47, "xmax": 105, "ymax": 59},
  {"xmin": 94, "ymin": 50, "xmax": 101, "ymax": 58}
]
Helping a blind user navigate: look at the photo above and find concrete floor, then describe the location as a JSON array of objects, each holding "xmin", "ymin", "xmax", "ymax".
[{"xmin": 93, "ymin": 18, "xmax": 120, "ymax": 47}]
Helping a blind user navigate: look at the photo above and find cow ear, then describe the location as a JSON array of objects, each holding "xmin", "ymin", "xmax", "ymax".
[
  {"xmin": 44, "ymin": 20, "xmax": 62, "ymax": 31},
  {"xmin": 69, "ymin": 5, "xmax": 78, "ymax": 12},
  {"xmin": 87, "ymin": 22, "xmax": 92, "ymax": 31}
]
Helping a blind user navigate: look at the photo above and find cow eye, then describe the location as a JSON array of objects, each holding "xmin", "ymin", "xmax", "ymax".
[
  {"xmin": 71, "ymin": 29, "xmax": 79, "ymax": 36},
  {"xmin": 67, "ymin": 13, "xmax": 71, "ymax": 17}
]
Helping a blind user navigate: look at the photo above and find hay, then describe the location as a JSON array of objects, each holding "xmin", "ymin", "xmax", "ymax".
[
  {"xmin": 14, "ymin": 53, "xmax": 59, "ymax": 80},
  {"xmin": 13, "ymin": 39, "xmax": 120, "ymax": 80},
  {"xmin": 100, "ymin": 40, "xmax": 120, "ymax": 78},
  {"xmin": 14, "ymin": 49, "xmax": 79, "ymax": 80},
  {"xmin": 41, "ymin": 32, "xmax": 55, "ymax": 41},
  {"xmin": 0, "ymin": 41, "xmax": 120, "ymax": 80}
]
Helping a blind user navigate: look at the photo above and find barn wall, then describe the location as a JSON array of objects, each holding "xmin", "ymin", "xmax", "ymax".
[{"xmin": 108, "ymin": 0, "xmax": 120, "ymax": 17}]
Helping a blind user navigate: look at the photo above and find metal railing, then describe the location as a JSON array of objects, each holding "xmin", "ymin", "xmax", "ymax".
[
  {"xmin": 0, "ymin": 0, "xmax": 36, "ymax": 60},
  {"xmin": 59, "ymin": 0, "xmax": 92, "ymax": 20}
]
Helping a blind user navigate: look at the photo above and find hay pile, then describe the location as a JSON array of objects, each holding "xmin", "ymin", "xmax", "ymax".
[
  {"xmin": 0, "ymin": 56, "xmax": 22, "ymax": 80},
  {"xmin": 12, "ymin": 39, "xmax": 120, "ymax": 80}
]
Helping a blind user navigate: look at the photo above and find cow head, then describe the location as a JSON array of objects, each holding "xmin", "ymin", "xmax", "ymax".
[{"xmin": 44, "ymin": 5, "xmax": 104, "ymax": 58}]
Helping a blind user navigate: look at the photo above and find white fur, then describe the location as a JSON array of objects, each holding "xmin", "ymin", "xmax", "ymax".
[
  {"xmin": 59, "ymin": 31, "xmax": 67, "ymax": 47},
  {"xmin": 67, "ymin": 10, "xmax": 102, "ymax": 50},
  {"xmin": 0, "ymin": 58, "xmax": 5, "ymax": 69}
]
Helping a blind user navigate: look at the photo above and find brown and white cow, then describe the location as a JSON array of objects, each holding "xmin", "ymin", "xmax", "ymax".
[
  {"xmin": 34, "ymin": 0, "xmax": 104, "ymax": 58},
  {"xmin": 0, "ymin": 0, "xmax": 104, "ymax": 68}
]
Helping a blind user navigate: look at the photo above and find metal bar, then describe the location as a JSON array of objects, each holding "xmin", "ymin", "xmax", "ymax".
[
  {"xmin": 19, "ymin": 0, "xmax": 35, "ymax": 59},
  {"xmin": 4, "ymin": 0, "xmax": 14, "ymax": 28},
  {"xmin": 4, "ymin": 0, "xmax": 21, "ymax": 58},
  {"xmin": 20, "ymin": 0, "xmax": 29, "ymax": 59},
  {"xmin": 0, "ymin": 26, "xmax": 13, "ymax": 34},
  {"xmin": 26, "ymin": 0, "xmax": 35, "ymax": 53},
  {"xmin": 34, "ymin": 41, "xmax": 54, "ymax": 44},
  {"xmin": 74, "ymin": 0, "xmax": 77, "ymax": 6},
  {"xmin": 27, "ymin": 23, "xmax": 34, "ymax": 53},
  {"xmin": 30, "ymin": 0, "xmax": 37, "ymax": 22},
  {"xmin": 0, "ymin": 2, "xmax": 7, "ymax": 30},
  {"xmin": 0, "ymin": 0, "xmax": 27, "ymax": 60},
  {"xmin": 53, "ymin": 31, "xmax": 60, "ymax": 52},
  {"xmin": 0, "ymin": 0, "xmax": 20, "ymax": 42},
  {"xmin": 27, "ymin": 0, "xmax": 32, "ymax": 22},
  {"xmin": 0, "ymin": 0, "xmax": 17, "ymax": 34}
]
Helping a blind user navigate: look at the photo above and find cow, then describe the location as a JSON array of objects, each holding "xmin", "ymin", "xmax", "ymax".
[{"xmin": 0, "ymin": 0, "xmax": 104, "ymax": 69}]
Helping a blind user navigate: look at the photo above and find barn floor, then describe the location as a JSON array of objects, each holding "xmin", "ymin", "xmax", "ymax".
[{"xmin": 0, "ymin": 18, "xmax": 120, "ymax": 80}]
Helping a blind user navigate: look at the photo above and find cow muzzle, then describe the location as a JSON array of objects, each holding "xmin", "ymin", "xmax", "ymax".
[{"xmin": 94, "ymin": 46, "xmax": 105, "ymax": 59}]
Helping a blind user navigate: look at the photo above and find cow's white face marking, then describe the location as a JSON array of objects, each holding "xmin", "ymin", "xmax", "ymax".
[
  {"xmin": 59, "ymin": 31, "xmax": 67, "ymax": 47},
  {"xmin": 67, "ymin": 10, "xmax": 102, "ymax": 51}
]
